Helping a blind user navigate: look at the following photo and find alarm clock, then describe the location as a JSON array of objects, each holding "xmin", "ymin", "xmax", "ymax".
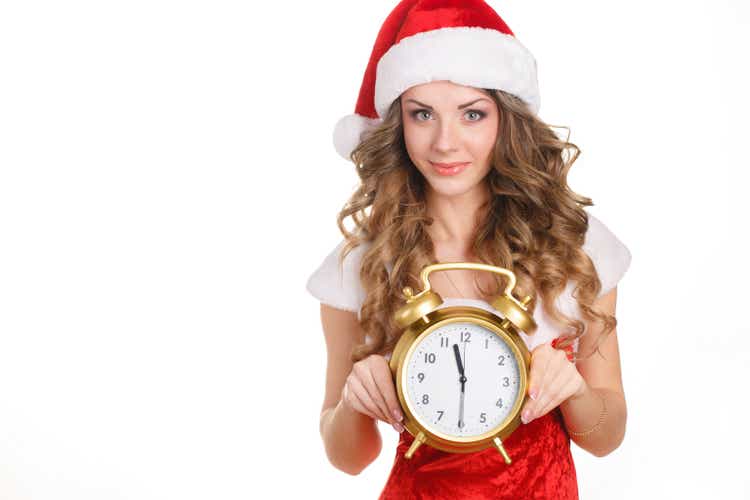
[{"xmin": 389, "ymin": 262, "xmax": 537, "ymax": 464}]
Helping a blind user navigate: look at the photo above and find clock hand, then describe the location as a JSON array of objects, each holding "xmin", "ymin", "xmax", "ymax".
[
  {"xmin": 460, "ymin": 342, "xmax": 468, "ymax": 429},
  {"xmin": 452, "ymin": 343, "xmax": 467, "ymax": 391},
  {"xmin": 459, "ymin": 342, "xmax": 469, "ymax": 388},
  {"xmin": 454, "ymin": 343, "xmax": 467, "ymax": 429},
  {"xmin": 452, "ymin": 344, "xmax": 464, "ymax": 377},
  {"xmin": 458, "ymin": 385, "xmax": 465, "ymax": 429}
]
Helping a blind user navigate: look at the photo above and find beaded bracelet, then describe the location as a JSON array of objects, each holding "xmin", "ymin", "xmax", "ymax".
[{"xmin": 568, "ymin": 391, "xmax": 607, "ymax": 437}]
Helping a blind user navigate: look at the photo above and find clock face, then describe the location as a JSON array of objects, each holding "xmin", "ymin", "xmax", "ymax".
[{"xmin": 403, "ymin": 321, "xmax": 522, "ymax": 439}]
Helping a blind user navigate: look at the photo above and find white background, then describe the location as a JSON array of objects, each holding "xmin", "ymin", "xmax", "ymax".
[{"xmin": 0, "ymin": 1, "xmax": 748, "ymax": 498}]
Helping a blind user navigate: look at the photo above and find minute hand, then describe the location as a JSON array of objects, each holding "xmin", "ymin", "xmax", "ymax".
[{"xmin": 453, "ymin": 343, "xmax": 467, "ymax": 428}]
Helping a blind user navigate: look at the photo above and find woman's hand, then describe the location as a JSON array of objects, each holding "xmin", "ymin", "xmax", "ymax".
[
  {"xmin": 520, "ymin": 340, "xmax": 587, "ymax": 425},
  {"xmin": 341, "ymin": 354, "xmax": 405, "ymax": 433}
]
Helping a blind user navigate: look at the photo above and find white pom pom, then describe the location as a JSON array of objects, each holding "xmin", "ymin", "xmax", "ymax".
[{"xmin": 332, "ymin": 114, "xmax": 381, "ymax": 161}]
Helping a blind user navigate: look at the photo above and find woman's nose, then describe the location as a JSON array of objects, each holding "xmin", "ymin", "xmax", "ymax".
[{"xmin": 432, "ymin": 119, "xmax": 460, "ymax": 153}]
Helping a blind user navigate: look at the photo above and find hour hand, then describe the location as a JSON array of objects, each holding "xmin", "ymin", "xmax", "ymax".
[{"xmin": 452, "ymin": 344, "xmax": 464, "ymax": 375}]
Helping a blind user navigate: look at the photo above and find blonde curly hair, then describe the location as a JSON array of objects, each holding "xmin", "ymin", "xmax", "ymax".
[{"xmin": 335, "ymin": 89, "xmax": 616, "ymax": 364}]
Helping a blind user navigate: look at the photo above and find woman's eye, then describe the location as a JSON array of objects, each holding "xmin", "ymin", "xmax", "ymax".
[
  {"xmin": 411, "ymin": 110, "xmax": 431, "ymax": 121},
  {"xmin": 465, "ymin": 110, "xmax": 486, "ymax": 121}
]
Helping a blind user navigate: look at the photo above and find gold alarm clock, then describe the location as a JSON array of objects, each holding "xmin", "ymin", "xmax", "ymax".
[{"xmin": 389, "ymin": 262, "xmax": 537, "ymax": 464}]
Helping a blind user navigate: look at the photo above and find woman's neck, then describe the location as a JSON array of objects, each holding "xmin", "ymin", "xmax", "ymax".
[{"xmin": 425, "ymin": 184, "xmax": 490, "ymax": 253}]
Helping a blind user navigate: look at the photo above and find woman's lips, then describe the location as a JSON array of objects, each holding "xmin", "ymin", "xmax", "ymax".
[{"xmin": 430, "ymin": 161, "xmax": 471, "ymax": 176}]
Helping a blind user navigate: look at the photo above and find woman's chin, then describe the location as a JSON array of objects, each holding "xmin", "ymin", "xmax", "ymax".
[{"xmin": 425, "ymin": 179, "xmax": 478, "ymax": 198}]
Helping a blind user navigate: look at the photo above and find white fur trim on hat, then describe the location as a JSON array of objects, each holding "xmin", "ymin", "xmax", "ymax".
[
  {"xmin": 333, "ymin": 113, "xmax": 383, "ymax": 161},
  {"xmin": 375, "ymin": 26, "xmax": 540, "ymax": 119}
]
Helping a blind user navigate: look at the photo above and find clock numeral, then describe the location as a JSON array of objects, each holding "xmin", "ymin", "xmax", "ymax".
[
  {"xmin": 424, "ymin": 352, "xmax": 436, "ymax": 364},
  {"xmin": 417, "ymin": 372, "xmax": 425, "ymax": 383},
  {"xmin": 437, "ymin": 410, "xmax": 444, "ymax": 421},
  {"xmin": 461, "ymin": 331, "xmax": 471, "ymax": 343},
  {"xmin": 498, "ymin": 355, "xmax": 505, "ymax": 366},
  {"xmin": 496, "ymin": 398, "xmax": 503, "ymax": 408},
  {"xmin": 440, "ymin": 337, "xmax": 449, "ymax": 348},
  {"xmin": 502, "ymin": 376, "xmax": 510, "ymax": 387},
  {"xmin": 480, "ymin": 412, "xmax": 487, "ymax": 423},
  {"xmin": 485, "ymin": 338, "xmax": 489, "ymax": 349},
  {"xmin": 422, "ymin": 394, "xmax": 430, "ymax": 405}
]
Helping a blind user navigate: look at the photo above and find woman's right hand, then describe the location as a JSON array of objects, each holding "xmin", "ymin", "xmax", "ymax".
[{"xmin": 341, "ymin": 354, "xmax": 405, "ymax": 433}]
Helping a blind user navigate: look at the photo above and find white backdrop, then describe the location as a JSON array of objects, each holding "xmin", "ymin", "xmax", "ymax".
[{"xmin": 1, "ymin": 1, "xmax": 748, "ymax": 499}]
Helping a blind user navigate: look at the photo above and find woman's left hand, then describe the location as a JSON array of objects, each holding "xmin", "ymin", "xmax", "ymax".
[{"xmin": 520, "ymin": 340, "xmax": 587, "ymax": 424}]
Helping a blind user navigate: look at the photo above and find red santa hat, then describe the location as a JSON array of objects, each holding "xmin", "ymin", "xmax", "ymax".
[{"xmin": 333, "ymin": 0, "xmax": 540, "ymax": 161}]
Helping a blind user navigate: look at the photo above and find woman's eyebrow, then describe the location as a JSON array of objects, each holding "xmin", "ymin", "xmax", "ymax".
[{"xmin": 405, "ymin": 98, "xmax": 490, "ymax": 109}]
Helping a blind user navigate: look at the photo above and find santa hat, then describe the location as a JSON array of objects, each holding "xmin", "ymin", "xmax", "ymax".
[{"xmin": 333, "ymin": 0, "xmax": 540, "ymax": 161}]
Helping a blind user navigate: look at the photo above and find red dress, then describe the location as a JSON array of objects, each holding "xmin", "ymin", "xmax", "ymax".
[
  {"xmin": 379, "ymin": 341, "xmax": 578, "ymax": 500},
  {"xmin": 378, "ymin": 409, "xmax": 577, "ymax": 499}
]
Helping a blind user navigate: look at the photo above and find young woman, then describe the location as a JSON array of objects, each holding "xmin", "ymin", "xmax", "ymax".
[{"xmin": 307, "ymin": 1, "xmax": 632, "ymax": 498}]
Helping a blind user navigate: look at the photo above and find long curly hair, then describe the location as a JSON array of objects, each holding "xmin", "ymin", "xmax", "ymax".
[{"xmin": 335, "ymin": 88, "xmax": 616, "ymax": 364}]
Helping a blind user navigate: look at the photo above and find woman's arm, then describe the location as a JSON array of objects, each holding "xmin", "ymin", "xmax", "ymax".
[
  {"xmin": 559, "ymin": 287, "xmax": 627, "ymax": 457},
  {"xmin": 521, "ymin": 286, "xmax": 627, "ymax": 457},
  {"xmin": 318, "ymin": 304, "xmax": 383, "ymax": 475}
]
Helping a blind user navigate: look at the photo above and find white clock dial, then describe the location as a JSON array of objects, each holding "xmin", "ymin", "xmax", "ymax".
[{"xmin": 404, "ymin": 321, "xmax": 521, "ymax": 438}]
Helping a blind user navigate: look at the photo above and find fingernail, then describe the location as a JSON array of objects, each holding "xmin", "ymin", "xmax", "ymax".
[
  {"xmin": 392, "ymin": 409, "xmax": 403, "ymax": 422},
  {"xmin": 393, "ymin": 422, "xmax": 404, "ymax": 433},
  {"xmin": 521, "ymin": 410, "xmax": 531, "ymax": 424},
  {"xmin": 529, "ymin": 390, "xmax": 538, "ymax": 401}
]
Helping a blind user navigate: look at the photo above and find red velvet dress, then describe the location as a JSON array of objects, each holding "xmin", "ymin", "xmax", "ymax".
[
  {"xmin": 378, "ymin": 341, "xmax": 578, "ymax": 500},
  {"xmin": 378, "ymin": 409, "xmax": 577, "ymax": 499}
]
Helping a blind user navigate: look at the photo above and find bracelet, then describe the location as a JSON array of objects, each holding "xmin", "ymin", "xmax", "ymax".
[{"xmin": 568, "ymin": 391, "xmax": 607, "ymax": 437}]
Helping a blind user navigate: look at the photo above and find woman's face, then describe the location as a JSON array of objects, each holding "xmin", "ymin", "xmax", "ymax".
[{"xmin": 401, "ymin": 80, "xmax": 499, "ymax": 198}]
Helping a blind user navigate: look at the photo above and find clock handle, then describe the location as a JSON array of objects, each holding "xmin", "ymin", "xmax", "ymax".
[
  {"xmin": 402, "ymin": 262, "xmax": 537, "ymax": 336},
  {"xmin": 417, "ymin": 262, "xmax": 528, "ymax": 309}
]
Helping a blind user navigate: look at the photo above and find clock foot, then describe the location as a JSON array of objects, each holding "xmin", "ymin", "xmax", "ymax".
[
  {"xmin": 493, "ymin": 436, "xmax": 512, "ymax": 465},
  {"xmin": 405, "ymin": 431, "xmax": 427, "ymax": 460}
]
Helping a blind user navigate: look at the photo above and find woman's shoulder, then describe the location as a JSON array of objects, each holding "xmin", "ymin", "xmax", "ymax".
[
  {"xmin": 305, "ymin": 238, "xmax": 373, "ymax": 316},
  {"xmin": 581, "ymin": 210, "xmax": 633, "ymax": 298}
]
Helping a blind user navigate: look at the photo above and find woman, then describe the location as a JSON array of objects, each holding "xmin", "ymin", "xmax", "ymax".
[{"xmin": 307, "ymin": 1, "xmax": 631, "ymax": 498}]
